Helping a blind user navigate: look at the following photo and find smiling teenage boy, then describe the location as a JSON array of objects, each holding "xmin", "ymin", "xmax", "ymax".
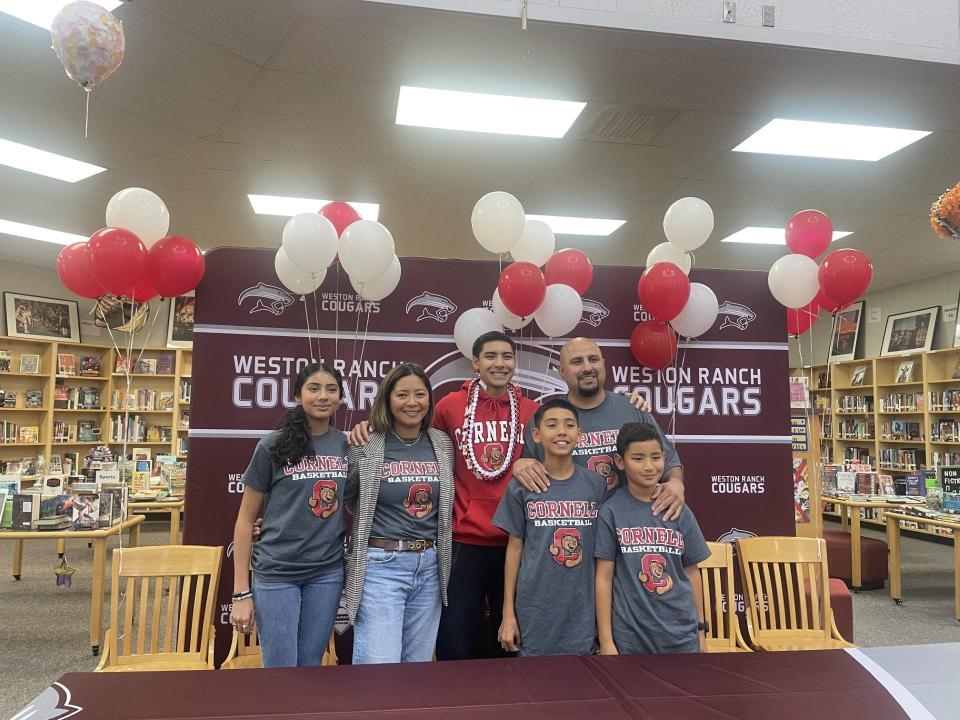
[
  {"xmin": 594, "ymin": 422, "xmax": 709, "ymax": 655},
  {"xmin": 492, "ymin": 398, "xmax": 606, "ymax": 656}
]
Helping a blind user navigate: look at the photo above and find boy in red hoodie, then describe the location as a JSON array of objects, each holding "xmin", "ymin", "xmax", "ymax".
[{"xmin": 433, "ymin": 331, "xmax": 538, "ymax": 660}]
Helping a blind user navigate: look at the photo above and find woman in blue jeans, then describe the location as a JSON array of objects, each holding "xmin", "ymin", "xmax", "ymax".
[
  {"xmin": 231, "ymin": 362, "xmax": 348, "ymax": 667},
  {"xmin": 344, "ymin": 362, "xmax": 455, "ymax": 663}
]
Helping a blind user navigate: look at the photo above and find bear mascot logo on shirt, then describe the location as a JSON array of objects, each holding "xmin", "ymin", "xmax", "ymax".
[
  {"xmin": 638, "ymin": 553, "xmax": 673, "ymax": 595},
  {"xmin": 588, "ymin": 454, "xmax": 617, "ymax": 490},
  {"xmin": 549, "ymin": 527, "xmax": 583, "ymax": 568},
  {"xmin": 481, "ymin": 443, "xmax": 505, "ymax": 468},
  {"xmin": 308, "ymin": 479, "xmax": 339, "ymax": 518},
  {"xmin": 402, "ymin": 482, "xmax": 434, "ymax": 519}
]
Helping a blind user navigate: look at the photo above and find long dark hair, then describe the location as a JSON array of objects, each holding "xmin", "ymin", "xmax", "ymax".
[
  {"xmin": 368, "ymin": 362, "xmax": 434, "ymax": 433},
  {"xmin": 269, "ymin": 362, "xmax": 344, "ymax": 467}
]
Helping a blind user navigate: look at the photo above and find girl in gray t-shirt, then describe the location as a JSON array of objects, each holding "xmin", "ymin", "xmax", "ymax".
[{"xmin": 230, "ymin": 362, "xmax": 349, "ymax": 668}]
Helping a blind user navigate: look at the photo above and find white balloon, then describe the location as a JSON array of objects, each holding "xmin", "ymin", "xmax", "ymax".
[
  {"xmin": 105, "ymin": 187, "xmax": 170, "ymax": 246},
  {"xmin": 471, "ymin": 191, "xmax": 525, "ymax": 254},
  {"xmin": 282, "ymin": 213, "xmax": 338, "ymax": 273},
  {"xmin": 646, "ymin": 242, "xmax": 692, "ymax": 275},
  {"xmin": 339, "ymin": 220, "xmax": 395, "ymax": 283},
  {"xmin": 510, "ymin": 220, "xmax": 555, "ymax": 266},
  {"xmin": 275, "ymin": 247, "xmax": 324, "ymax": 296},
  {"xmin": 492, "ymin": 288, "xmax": 533, "ymax": 331},
  {"xmin": 454, "ymin": 308, "xmax": 503, "ymax": 359},
  {"xmin": 351, "ymin": 255, "xmax": 402, "ymax": 301},
  {"xmin": 663, "ymin": 197, "xmax": 714, "ymax": 252},
  {"xmin": 670, "ymin": 283, "xmax": 719, "ymax": 338},
  {"xmin": 768, "ymin": 253, "xmax": 819, "ymax": 309},
  {"xmin": 534, "ymin": 284, "xmax": 583, "ymax": 337}
]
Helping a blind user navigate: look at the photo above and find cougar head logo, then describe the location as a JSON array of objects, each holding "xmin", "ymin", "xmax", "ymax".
[
  {"xmin": 580, "ymin": 298, "xmax": 610, "ymax": 328},
  {"xmin": 238, "ymin": 283, "xmax": 295, "ymax": 316},
  {"xmin": 717, "ymin": 301, "xmax": 757, "ymax": 331},
  {"xmin": 405, "ymin": 292, "xmax": 457, "ymax": 322}
]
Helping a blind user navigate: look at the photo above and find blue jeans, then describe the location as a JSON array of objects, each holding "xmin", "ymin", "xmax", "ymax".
[
  {"xmin": 352, "ymin": 546, "xmax": 441, "ymax": 664},
  {"xmin": 253, "ymin": 565, "xmax": 343, "ymax": 668}
]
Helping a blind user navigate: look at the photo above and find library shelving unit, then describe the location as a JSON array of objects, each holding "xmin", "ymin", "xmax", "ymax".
[
  {"xmin": 794, "ymin": 346, "xmax": 960, "ymax": 541},
  {"xmin": 0, "ymin": 335, "xmax": 191, "ymax": 481}
]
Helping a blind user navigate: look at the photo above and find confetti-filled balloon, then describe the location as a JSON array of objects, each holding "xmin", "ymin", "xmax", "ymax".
[{"xmin": 51, "ymin": 1, "xmax": 125, "ymax": 90}]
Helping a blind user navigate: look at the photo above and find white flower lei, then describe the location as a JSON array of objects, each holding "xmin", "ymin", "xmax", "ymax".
[{"xmin": 461, "ymin": 378, "xmax": 518, "ymax": 481}]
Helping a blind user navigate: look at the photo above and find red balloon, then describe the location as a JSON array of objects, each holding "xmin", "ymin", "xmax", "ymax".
[
  {"xmin": 818, "ymin": 249, "xmax": 873, "ymax": 308},
  {"xmin": 320, "ymin": 201, "xmax": 361, "ymax": 237},
  {"xmin": 88, "ymin": 227, "xmax": 148, "ymax": 296},
  {"xmin": 629, "ymin": 321, "xmax": 678, "ymax": 370},
  {"xmin": 148, "ymin": 236, "xmax": 206, "ymax": 297},
  {"xmin": 787, "ymin": 303, "xmax": 818, "ymax": 336},
  {"xmin": 56, "ymin": 242, "xmax": 103, "ymax": 298},
  {"xmin": 544, "ymin": 249, "xmax": 593, "ymax": 295},
  {"xmin": 498, "ymin": 262, "xmax": 546, "ymax": 318},
  {"xmin": 814, "ymin": 288, "xmax": 845, "ymax": 314},
  {"xmin": 785, "ymin": 209, "xmax": 833, "ymax": 259},
  {"xmin": 128, "ymin": 276, "xmax": 158, "ymax": 303},
  {"xmin": 637, "ymin": 262, "xmax": 691, "ymax": 323}
]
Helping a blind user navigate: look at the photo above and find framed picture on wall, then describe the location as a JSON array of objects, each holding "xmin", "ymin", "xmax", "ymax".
[
  {"xmin": 881, "ymin": 306, "xmax": 939, "ymax": 356},
  {"xmin": 3, "ymin": 292, "xmax": 80, "ymax": 343},
  {"xmin": 167, "ymin": 293, "xmax": 195, "ymax": 348},
  {"xmin": 829, "ymin": 300, "xmax": 864, "ymax": 363}
]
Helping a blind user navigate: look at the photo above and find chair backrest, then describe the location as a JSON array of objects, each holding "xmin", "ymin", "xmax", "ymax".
[
  {"xmin": 698, "ymin": 541, "xmax": 748, "ymax": 652},
  {"xmin": 735, "ymin": 536, "xmax": 833, "ymax": 644},
  {"xmin": 107, "ymin": 545, "xmax": 223, "ymax": 669}
]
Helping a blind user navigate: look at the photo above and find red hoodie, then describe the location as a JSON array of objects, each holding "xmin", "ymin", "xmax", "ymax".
[{"xmin": 433, "ymin": 380, "xmax": 539, "ymax": 547}]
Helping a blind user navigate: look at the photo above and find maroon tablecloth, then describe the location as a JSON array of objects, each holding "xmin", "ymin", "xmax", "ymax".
[{"xmin": 24, "ymin": 651, "xmax": 909, "ymax": 720}]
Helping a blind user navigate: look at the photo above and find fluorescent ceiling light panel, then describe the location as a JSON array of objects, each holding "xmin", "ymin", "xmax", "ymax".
[
  {"xmin": 526, "ymin": 214, "xmax": 625, "ymax": 237},
  {"xmin": 721, "ymin": 227, "xmax": 852, "ymax": 245},
  {"xmin": 396, "ymin": 86, "xmax": 586, "ymax": 138},
  {"xmin": 0, "ymin": 138, "xmax": 105, "ymax": 182},
  {"xmin": 0, "ymin": 1, "xmax": 122, "ymax": 29},
  {"xmin": 247, "ymin": 195, "xmax": 379, "ymax": 220},
  {"xmin": 733, "ymin": 119, "xmax": 930, "ymax": 161},
  {"xmin": 0, "ymin": 218, "xmax": 87, "ymax": 246}
]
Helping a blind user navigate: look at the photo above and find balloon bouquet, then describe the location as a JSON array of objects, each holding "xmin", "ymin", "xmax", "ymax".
[
  {"xmin": 630, "ymin": 197, "xmax": 719, "ymax": 371},
  {"xmin": 55, "ymin": 187, "xmax": 205, "ymax": 473},
  {"xmin": 454, "ymin": 192, "xmax": 595, "ymax": 361}
]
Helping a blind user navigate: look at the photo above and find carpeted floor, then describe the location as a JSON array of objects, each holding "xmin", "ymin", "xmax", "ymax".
[{"xmin": 2, "ymin": 521, "xmax": 960, "ymax": 719}]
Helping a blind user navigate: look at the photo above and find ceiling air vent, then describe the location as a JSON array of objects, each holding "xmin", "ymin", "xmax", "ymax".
[{"xmin": 569, "ymin": 104, "xmax": 680, "ymax": 145}]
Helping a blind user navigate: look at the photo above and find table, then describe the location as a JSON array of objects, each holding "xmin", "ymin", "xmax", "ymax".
[
  {"xmin": 18, "ymin": 646, "xmax": 958, "ymax": 720},
  {"xmin": 1, "ymin": 515, "xmax": 145, "ymax": 655},
  {"xmin": 129, "ymin": 499, "xmax": 184, "ymax": 545},
  {"xmin": 823, "ymin": 495, "xmax": 909, "ymax": 590},
  {"xmin": 884, "ymin": 511, "xmax": 960, "ymax": 620}
]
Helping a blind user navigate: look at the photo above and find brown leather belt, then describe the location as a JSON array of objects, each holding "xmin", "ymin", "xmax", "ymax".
[{"xmin": 368, "ymin": 537, "xmax": 434, "ymax": 552}]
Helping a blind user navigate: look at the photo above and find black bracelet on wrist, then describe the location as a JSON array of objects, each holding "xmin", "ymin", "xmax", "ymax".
[{"xmin": 231, "ymin": 591, "xmax": 253, "ymax": 601}]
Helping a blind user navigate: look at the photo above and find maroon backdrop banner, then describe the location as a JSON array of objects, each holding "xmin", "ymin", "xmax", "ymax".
[{"xmin": 185, "ymin": 248, "xmax": 793, "ymax": 662}]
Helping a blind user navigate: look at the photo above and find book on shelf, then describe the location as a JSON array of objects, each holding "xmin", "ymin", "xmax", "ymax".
[
  {"xmin": 79, "ymin": 355, "xmax": 101, "ymax": 376},
  {"xmin": 49, "ymin": 454, "xmax": 62, "ymax": 474},
  {"xmin": 71, "ymin": 491, "xmax": 100, "ymax": 530},
  {"xmin": 850, "ymin": 365, "xmax": 866, "ymax": 386},
  {"xmin": 159, "ymin": 391, "xmax": 175, "ymax": 410},
  {"xmin": 953, "ymin": 359, "xmax": 960, "ymax": 380},
  {"xmin": 856, "ymin": 472, "xmax": 877, "ymax": 494},
  {"xmin": 77, "ymin": 420, "xmax": 100, "ymax": 442},
  {"xmin": 878, "ymin": 473, "xmax": 896, "ymax": 496},
  {"xmin": 134, "ymin": 358, "xmax": 157, "ymax": 375},
  {"xmin": 132, "ymin": 447, "xmax": 151, "ymax": 461},
  {"xmin": 12, "ymin": 493, "xmax": 40, "ymax": 529},
  {"xmin": 905, "ymin": 473, "xmax": 924, "ymax": 496},
  {"xmin": 116, "ymin": 354, "xmax": 131, "ymax": 374},
  {"xmin": 929, "ymin": 389, "xmax": 960, "ymax": 411},
  {"xmin": 18, "ymin": 426, "xmax": 38, "ymax": 443},
  {"xmin": 19, "ymin": 354, "xmax": 39, "ymax": 374},
  {"xmin": 25, "ymin": 390, "xmax": 43, "ymax": 408},
  {"xmin": 97, "ymin": 491, "xmax": 114, "ymax": 526},
  {"xmin": 817, "ymin": 371, "xmax": 830, "ymax": 390},
  {"xmin": 0, "ymin": 350, "xmax": 10, "ymax": 372},
  {"xmin": 896, "ymin": 360, "xmax": 915, "ymax": 384},
  {"xmin": 157, "ymin": 353, "xmax": 174, "ymax": 375},
  {"xmin": 57, "ymin": 353, "xmax": 76, "ymax": 376},
  {"xmin": 179, "ymin": 380, "xmax": 191, "ymax": 403},
  {"xmin": 836, "ymin": 471, "xmax": 857, "ymax": 493}
]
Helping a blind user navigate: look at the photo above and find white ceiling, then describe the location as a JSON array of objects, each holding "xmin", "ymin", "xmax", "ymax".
[{"xmin": 1, "ymin": 0, "xmax": 959, "ymax": 290}]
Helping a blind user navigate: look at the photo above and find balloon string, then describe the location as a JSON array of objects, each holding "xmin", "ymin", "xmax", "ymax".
[
  {"xmin": 350, "ymin": 309, "xmax": 372, "ymax": 429},
  {"xmin": 311, "ymin": 287, "xmax": 321, "ymax": 362},
  {"xmin": 334, "ymin": 263, "xmax": 340, "ymax": 360},
  {"xmin": 670, "ymin": 341, "xmax": 687, "ymax": 440},
  {"xmin": 345, "ymin": 306, "xmax": 363, "ymax": 429},
  {"xmin": 84, "ymin": 89, "xmax": 90, "ymax": 140},
  {"xmin": 302, "ymin": 296, "xmax": 312, "ymax": 360}
]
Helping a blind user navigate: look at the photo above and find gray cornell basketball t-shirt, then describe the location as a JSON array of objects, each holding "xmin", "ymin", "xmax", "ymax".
[
  {"xmin": 492, "ymin": 464, "xmax": 607, "ymax": 656},
  {"xmin": 244, "ymin": 429, "xmax": 349, "ymax": 582},
  {"xmin": 369, "ymin": 433, "xmax": 441, "ymax": 541}
]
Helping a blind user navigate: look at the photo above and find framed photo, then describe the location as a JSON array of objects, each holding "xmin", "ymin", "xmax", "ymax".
[
  {"xmin": 829, "ymin": 301, "xmax": 864, "ymax": 362},
  {"xmin": 167, "ymin": 294, "xmax": 195, "ymax": 348},
  {"xmin": 896, "ymin": 360, "xmax": 915, "ymax": 383},
  {"xmin": 3, "ymin": 292, "xmax": 80, "ymax": 342},
  {"xmin": 881, "ymin": 306, "xmax": 938, "ymax": 356}
]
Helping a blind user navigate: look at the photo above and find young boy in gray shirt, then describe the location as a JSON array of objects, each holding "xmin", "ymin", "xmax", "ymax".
[
  {"xmin": 492, "ymin": 399, "xmax": 607, "ymax": 656},
  {"xmin": 595, "ymin": 422, "xmax": 709, "ymax": 654}
]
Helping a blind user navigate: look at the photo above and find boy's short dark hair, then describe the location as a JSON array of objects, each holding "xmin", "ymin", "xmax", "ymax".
[
  {"xmin": 616, "ymin": 422, "xmax": 664, "ymax": 456},
  {"xmin": 472, "ymin": 331, "xmax": 516, "ymax": 359},
  {"xmin": 533, "ymin": 397, "xmax": 579, "ymax": 428}
]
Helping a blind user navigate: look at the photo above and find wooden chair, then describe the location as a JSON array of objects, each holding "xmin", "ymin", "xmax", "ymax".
[
  {"xmin": 96, "ymin": 545, "xmax": 223, "ymax": 672},
  {"xmin": 698, "ymin": 542, "xmax": 751, "ymax": 652},
  {"xmin": 736, "ymin": 536, "xmax": 854, "ymax": 651},
  {"xmin": 221, "ymin": 627, "xmax": 339, "ymax": 669}
]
